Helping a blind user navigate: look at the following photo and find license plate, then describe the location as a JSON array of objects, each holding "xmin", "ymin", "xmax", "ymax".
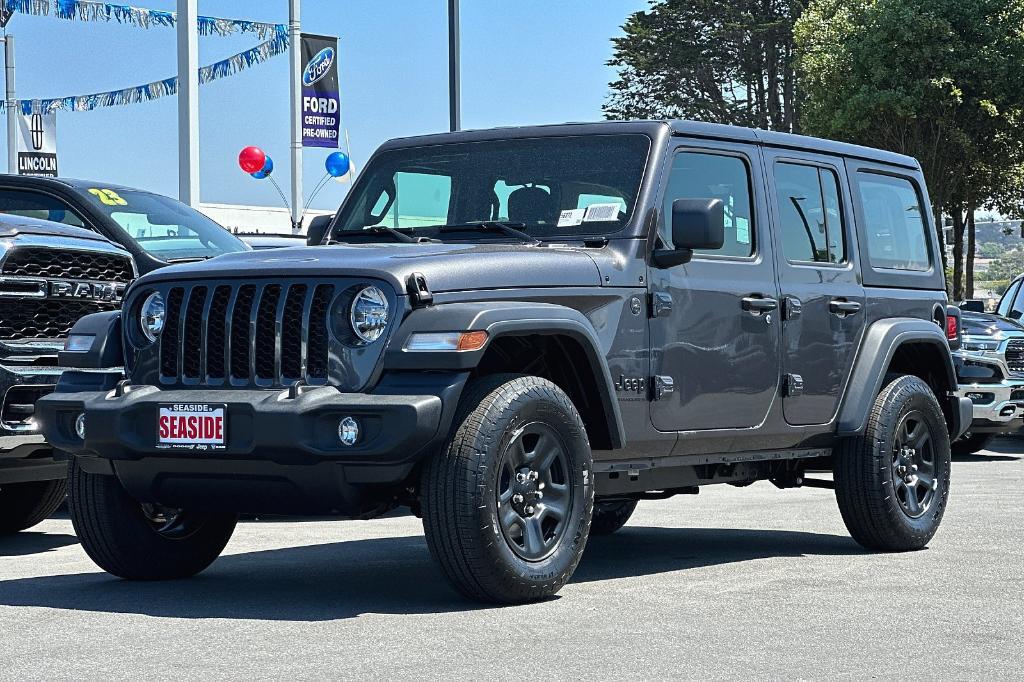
[{"xmin": 157, "ymin": 403, "xmax": 226, "ymax": 450}]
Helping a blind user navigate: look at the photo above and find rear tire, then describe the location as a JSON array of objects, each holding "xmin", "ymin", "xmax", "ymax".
[
  {"xmin": 834, "ymin": 375, "xmax": 950, "ymax": 551},
  {"xmin": 68, "ymin": 457, "xmax": 237, "ymax": 579},
  {"xmin": 590, "ymin": 499, "xmax": 637, "ymax": 535},
  {"xmin": 951, "ymin": 432, "xmax": 995, "ymax": 456},
  {"xmin": 0, "ymin": 478, "xmax": 66, "ymax": 534},
  {"xmin": 422, "ymin": 374, "xmax": 593, "ymax": 604}
]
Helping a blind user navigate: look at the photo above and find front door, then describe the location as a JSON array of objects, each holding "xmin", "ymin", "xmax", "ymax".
[
  {"xmin": 649, "ymin": 141, "xmax": 780, "ymax": 432},
  {"xmin": 764, "ymin": 150, "xmax": 865, "ymax": 425}
]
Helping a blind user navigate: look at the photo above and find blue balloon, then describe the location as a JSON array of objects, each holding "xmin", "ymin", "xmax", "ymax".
[
  {"xmin": 250, "ymin": 156, "xmax": 274, "ymax": 179},
  {"xmin": 325, "ymin": 151, "xmax": 350, "ymax": 178}
]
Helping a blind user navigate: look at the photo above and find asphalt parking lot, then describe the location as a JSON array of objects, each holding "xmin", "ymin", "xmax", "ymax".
[{"xmin": 1, "ymin": 441, "xmax": 1021, "ymax": 680}]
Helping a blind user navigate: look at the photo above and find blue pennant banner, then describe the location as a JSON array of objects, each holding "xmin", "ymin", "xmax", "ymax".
[
  {"xmin": 0, "ymin": 27, "xmax": 290, "ymax": 114},
  {"xmin": 4, "ymin": 0, "xmax": 284, "ymax": 39}
]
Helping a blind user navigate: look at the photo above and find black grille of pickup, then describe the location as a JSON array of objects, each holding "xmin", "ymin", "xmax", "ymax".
[
  {"xmin": 1, "ymin": 247, "xmax": 134, "ymax": 282},
  {"xmin": 158, "ymin": 282, "xmax": 335, "ymax": 386},
  {"xmin": 1005, "ymin": 339, "xmax": 1024, "ymax": 373},
  {"xmin": 0, "ymin": 299, "xmax": 119, "ymax": 340}
]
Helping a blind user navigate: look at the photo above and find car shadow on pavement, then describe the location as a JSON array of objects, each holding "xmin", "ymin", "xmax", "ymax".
[
  {"xmin": 0, "ymin": 526, "xmax": 859, "ymax": 621},
  {"xmin": 0, "ymin": 532, "xmax": 79, "ymax": 558},
  {"xmin": 952, "ymin": 453, "xmax": 1021, "ymax": 462}
]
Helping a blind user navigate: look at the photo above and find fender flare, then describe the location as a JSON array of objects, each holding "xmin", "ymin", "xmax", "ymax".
[
  {"xmin": 836, "ymin": 317, "xmax": 957, "ymax": 436},
  {"xmin": 385, "ymin": 302, "xmax": 626, "ymax": 448}
]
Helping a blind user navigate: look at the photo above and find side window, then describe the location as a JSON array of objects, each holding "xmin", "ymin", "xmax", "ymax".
[
  {"xmin": 857, "ymin": 173, "xmax": 931, "ymax": 271},
  {"xmin": 664, "ymin": 151, "xmax": 754, "ymax": 257},
  {"xmin": 997, "ymin": 279, "xmax": 1021, "ymax": 317},
  {"xmin": 374, "ymin": 171, "xmax": 452, "ymax": 229},
  {"xmin": 774, "ymin": 162, "xmax": 845, "ymax": 264},
  {"xmin": 1010, "ymin": 285, "xmax": 1024, "ymax": 321},
  {"xmin": 0, "ymin": 189, "xmax": 86, "ymax": 228}
]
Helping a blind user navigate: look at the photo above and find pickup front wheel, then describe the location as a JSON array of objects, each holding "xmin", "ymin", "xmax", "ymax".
[
  {"xmin": 68, "ymin": 457, "xmax": 237, "ymax": 579},
  {"xmin": 0, "ymin": 479, "xmax": 67, "ymax": 534},
  {"xmin": 835, "ymin": 375, "xmax": 950, "ymax": 551},
  {"xmin": 422, "ymin": 374, "xmax": 594, "ymax": 603}
]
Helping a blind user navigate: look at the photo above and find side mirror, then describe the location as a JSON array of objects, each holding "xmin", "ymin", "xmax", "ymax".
[
  {"xmin": 652, "ymin": 198, "xmax": 725, "ymax": 268},
  {"xmin": 959, "ymin": 299, "xmax": 985, "ymax": 313},
  {"xmin": 306, "ymin": 214, "xmax": 333, "ymax": 246}
]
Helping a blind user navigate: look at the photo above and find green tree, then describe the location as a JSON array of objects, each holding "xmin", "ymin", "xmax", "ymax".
[
  {"xmin": 794, "ymin": 0, "xmax": 1024, "ymax": 297},
  {"xmin": 605, "ymin": 0, "xmax": 806, "ymax": 131}
]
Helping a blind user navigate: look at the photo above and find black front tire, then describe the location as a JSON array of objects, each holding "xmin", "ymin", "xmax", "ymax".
[
  {"xmin": 835, "ymin": 375, "xmax": 950, "ymax": 551},
  {"xmin": 590, "ymin": 499, "xmax": 637, "ymax": 535},
  {"xmin": 68, "ymin": 457, "xmax": 237, "ymax": 579},
  {"xmin": 951, "ymin": 432, "xmax": 995, "ymax": 456},
  {"xmin": 422, "ymin": 374, "xmax": 594, "ymax": 604},
  {"xmin": 0, "ymin": 479, "xmax": 67, "ymax": 534}
]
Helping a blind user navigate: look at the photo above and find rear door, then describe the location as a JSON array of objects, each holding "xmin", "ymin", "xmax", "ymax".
[
  {"xmin": 648, "ymin": 140, "xmax": 780, "ymax": 432},
  {"xmin": 764, "ymin": 149, "xmax": 865, "ymax": 425}
]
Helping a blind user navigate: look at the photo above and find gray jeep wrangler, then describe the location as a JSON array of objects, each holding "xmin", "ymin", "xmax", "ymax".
[{"xmin": 38, "ymin": 121, "xmax": 970, "ymax": 603}]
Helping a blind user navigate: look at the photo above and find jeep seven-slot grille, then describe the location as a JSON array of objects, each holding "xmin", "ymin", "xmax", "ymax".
[
  {"xmin": 1, "ymin": 247, "xmax": 134, "ymax": 282},
  {"xmin": 158, "ymin": 282, "xmax": 334, "ymax": 386},
  {"xmin": 1006, "ymin": 339, "xmax": 1024, "ymax": 373}
]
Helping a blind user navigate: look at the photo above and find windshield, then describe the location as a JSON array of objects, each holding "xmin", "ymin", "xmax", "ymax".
[
  {"xmin": 81, "ymin": 188, "xmax": 248, "ymax": 261},
  {"xmin": 333, "ymin": 134, "xmax": 651, "ymax": 240}
]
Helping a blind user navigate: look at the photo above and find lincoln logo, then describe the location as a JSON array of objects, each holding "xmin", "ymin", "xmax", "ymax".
[
  {"xmin": 48, "ymin": 280, "xmax": 125, "ymax": 302},
  {"xmin": 30, "ymin": 113, "xmax": 44, "ymax": 151}
]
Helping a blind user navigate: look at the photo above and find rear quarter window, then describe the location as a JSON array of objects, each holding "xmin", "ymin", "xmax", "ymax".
[{"xmin": 857, "ymin": 172, "xmax": 931, "ymax": 272}]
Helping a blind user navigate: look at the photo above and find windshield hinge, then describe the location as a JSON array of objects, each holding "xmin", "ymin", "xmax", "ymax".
[{"xmin": 407, "ymin": 272, "xmax": 433, "ymax": 307}]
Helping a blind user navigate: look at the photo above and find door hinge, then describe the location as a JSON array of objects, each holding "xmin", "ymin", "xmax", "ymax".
[
  {"xmin": 783, "ymin": 373, "xmax": 804, "ymax": 397},
  {"xmin": 406, "ymin": 272, "xmax": 433, "ymax": 307},
  {"xmin": 649, "ymin": 292, "xmax": 673, "ymax": 318},
  {"xmin": 782, "ymin": 296, "xmax": 802, "ymax": 321},
  {"xmin": 653, "ymin": 375, "xmax": 675, "ymax": 400}
]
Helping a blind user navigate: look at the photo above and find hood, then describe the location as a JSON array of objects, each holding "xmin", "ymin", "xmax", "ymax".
[
  {"xmin": 961, "ymin": 310, "xmax": 1024, "ymax": 337},
  {"xmin": 137, "ymin": 241, "xmax": 605, "ymax": 293},
  {"xmin": 0, "ymin": 215, "xmax": 114, "ymax": 243}
]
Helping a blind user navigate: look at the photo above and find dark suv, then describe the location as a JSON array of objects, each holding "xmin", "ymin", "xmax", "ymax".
[{"xmin": 38, "ymin": 121, "xmax": 969, "ymax": 603}]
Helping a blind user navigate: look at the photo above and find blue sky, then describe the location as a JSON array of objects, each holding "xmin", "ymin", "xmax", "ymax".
[{"xmin": 1, "ymin": 0, "xmax": 646, "ymax": 211}]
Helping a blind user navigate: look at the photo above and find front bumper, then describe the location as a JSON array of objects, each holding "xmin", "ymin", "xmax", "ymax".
[
  {"xmin": 955, "ymin": 379, "xmax": 1024, "ymax": 432},
  {"xmin": 36, "ymin": 373, "xmax": 465, "ymax": 514},
  {"xmin": 0, "ymin": 356, "xmax": 63, "ymax": 485}
]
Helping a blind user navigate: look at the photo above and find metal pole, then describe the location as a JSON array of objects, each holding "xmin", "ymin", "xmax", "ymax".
[
  {"xmin": 176, "ymin": 0, "xmax": 200, "ymax": 206},
  {"xmin": 288, "ymin": 0, "xmax": 303, "ymax": 234},
  {"xmin": 4, "ymin": 36, "xmax": 16, "ymax": 174},
  {"xmin": 448, "ymin": 0, "xmax": 460, "ymax": 132}
]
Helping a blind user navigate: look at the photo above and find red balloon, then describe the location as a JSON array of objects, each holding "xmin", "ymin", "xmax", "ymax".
[{"xmin": 238, "ymin": 146, "xmax": 266, "ymax": 174}]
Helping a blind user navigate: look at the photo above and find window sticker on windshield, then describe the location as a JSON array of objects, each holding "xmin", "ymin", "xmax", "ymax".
[
  {"xmin": 582, "ymin": 203, "xmax": 621, "ymax": 222},
  {"xmin": 736, "ymin": 216, "xmax": 750, "ymax": 244},
  {"xmin": 557, "ymin": 208, "xmax": 586, "ymax": 227},
  {"xmin": 88, "ymin": 188, "xmax": 128, "ymax": 207}
]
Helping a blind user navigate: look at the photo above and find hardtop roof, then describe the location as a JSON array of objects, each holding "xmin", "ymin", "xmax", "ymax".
[{"xmin": 378, "ymin": 119, "xmax": 920, "ymax": 170}]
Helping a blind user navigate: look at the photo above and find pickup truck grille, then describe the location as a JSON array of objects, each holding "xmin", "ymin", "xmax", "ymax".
[
  {"xmin": 159, "ymin": 282, "xmax": 334, "ymax": 386},
  {"xmin": 0, "ymin": 299, "xmax": 119, "ymax": 340},
  {"xmin": 1, "ymin": 247, "xmax": 134, "ymax": 282},
  {"xmin": 1005, "ymin": 339, "xmax": 1024, "ymax": 373}
]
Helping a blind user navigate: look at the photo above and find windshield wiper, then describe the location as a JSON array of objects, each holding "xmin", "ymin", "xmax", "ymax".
[
  {"xmin": 330, "ymin": 226, "xmax": 416, "ymax": 244},
  {"xmin": 439, "ymin": 221, "xmax": 540, "ymax": 245}
]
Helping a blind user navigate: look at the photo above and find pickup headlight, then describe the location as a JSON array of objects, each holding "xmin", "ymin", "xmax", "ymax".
[
  {"xmin": 139, "ymin": 291, "xmax": 166, "ymax": 343},
  {"xmin": 349, "ymin": 286, "xmax": 389, "ymax": 343},
  {"xmin": 962, "ymin": 340, "xmax": 999, "ymax": 352}
]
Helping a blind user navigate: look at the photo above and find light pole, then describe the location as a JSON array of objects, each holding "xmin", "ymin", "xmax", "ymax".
[
  {"xmin": 288, "ymin": 0, "xmax": 303, "ymax": 233},
  {"xmin": 3, "ymin": 35, "xmax": 16, "ymax": 174},
  {"xmin": 176, "ymin": 0, "xmax": 199, "ymax": 206},
  {"xmin": 448, "ymin": 0, "xmax": 460, "ymax": 132}
]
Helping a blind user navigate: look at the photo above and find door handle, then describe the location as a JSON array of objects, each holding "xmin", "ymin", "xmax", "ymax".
[
  {"xmin": 741, "ymin": 296, "xmax": 778, "ymax": 314},
  {"xmin": 829, "ymin": 299, "xmax": 862, "ymax": 316}
]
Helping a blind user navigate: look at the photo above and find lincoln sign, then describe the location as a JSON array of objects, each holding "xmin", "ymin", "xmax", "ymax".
[{"xmin": 17, "ymin": 111, "xmax": 59, "ymax": 177}]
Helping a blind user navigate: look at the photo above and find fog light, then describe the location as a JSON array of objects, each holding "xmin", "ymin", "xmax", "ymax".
[
  {"xmin": 65, "ymin": 334, "xmax": 95, "ymax": 352},
  {"xmin": 338, "ymin": 416, "xmax": 359, "ymax": 446},
  {"xmin": 74, "ymin": 413, "xmax": 86, "ymax": 440}
]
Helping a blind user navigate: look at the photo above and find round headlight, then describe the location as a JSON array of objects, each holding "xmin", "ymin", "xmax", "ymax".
[
  {"xmin": 349, "ymin": 286, "xmax": 389, "ymax": 343},
  {"xmin": 140, "ymin": 291, "xmax": 166, "ymax": 343}
]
